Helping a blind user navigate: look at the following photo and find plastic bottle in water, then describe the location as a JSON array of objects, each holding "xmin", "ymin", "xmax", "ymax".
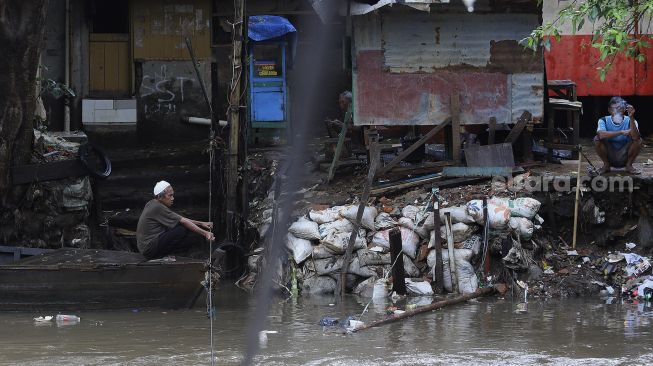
[{"xmin": 56, "ymin": 314, "xmax": 80, "ymax": 322}]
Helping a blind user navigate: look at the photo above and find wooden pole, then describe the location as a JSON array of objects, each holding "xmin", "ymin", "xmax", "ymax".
[
  {"xmin": 451, "ymin": 93, "xmax": 461, "ymax": 165},
  {"xmin": 572, "ymin": 146, "xmax": 582, "ymax": 248},
  {"xmin": 482, "ymin": 197, "xmax": 490, "ymax": 276},
  {"xmin": 353, "ymin": 286, "xmax": 496, "ymax": 332},
  {"xmin": 444, "ymin": 213, "xmax": 458, "ymax": 294},
  {"xmin": 337, "ymin": 130, "xmax": 379, "ymax": 298},
  {"xmin": 389, "ymin": 228, "xmax": 406, "ymax": 295},
  {"xmin": 488, "ymin": 117, "xmax": 496, "ymax": 145},
  {"xmin": 226, "ymin": 0, "xmax": 246, "ymax": 238},
  {"xmin": 432, "ymin": 195, "xmax": 444, "ymax": 294},
  {"xmin": 327, "ymin": 109, "xmax": 351, "ymax": 183}
]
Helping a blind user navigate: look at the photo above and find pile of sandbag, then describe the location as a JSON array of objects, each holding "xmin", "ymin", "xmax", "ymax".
[{"xmin": 275, "ymin": 196, "xmax": 543, "ymax": 297}]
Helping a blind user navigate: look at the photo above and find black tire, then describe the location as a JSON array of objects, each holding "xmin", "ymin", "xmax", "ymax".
[{"xmin": 78, "ymin": 143, "xmax": 112, "ymax": 179}]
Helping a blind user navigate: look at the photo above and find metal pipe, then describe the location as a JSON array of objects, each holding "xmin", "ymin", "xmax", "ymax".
[
  {"xmin": 64, "ymin": 0, "xmax": 70, "ymax": 132},
  {"xmin": 184, "ymin": 117, "xmax": 227, "ymax": 127}
]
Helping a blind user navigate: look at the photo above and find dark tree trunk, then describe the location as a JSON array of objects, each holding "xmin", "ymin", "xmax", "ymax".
[{"xmin": 0, "ymin": 0, "xmax": 49, "ymax": 203}]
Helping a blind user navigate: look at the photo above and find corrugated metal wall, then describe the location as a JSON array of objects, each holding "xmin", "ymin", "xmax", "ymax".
[
  {"xmin": 352, "ymin": 7, "xmax": 543, "ymax": 126},
  {"xmin": 131, "ymin": 0, "xmax": 211, "ymax": 60}
]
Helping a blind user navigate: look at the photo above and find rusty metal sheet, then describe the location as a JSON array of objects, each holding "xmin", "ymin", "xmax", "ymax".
[{"xmin": 382, "ymin": 12, "xmax": 540, "ymax": 72}]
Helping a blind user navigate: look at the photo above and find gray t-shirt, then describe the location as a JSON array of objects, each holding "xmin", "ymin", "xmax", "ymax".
[{"xmin": 136, "ymin": 199, "xmax": 181, "ymax": 253}]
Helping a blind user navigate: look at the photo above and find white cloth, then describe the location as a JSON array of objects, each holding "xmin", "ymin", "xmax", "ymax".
[{"xmin": 153, "ymin": 180, "xmax": 171, "ymax": 196}]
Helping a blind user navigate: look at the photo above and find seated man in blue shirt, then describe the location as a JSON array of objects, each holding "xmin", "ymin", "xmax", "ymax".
[{"xmin": 594, "ymin": 96, "xmax": 642, "ymax": 174}]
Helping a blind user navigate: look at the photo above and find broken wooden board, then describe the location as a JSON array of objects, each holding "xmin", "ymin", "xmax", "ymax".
[
  {"xmin": 442, "ymin": 166, "xmax": 514, "ymax": 178},
  {"xmin": 12, "ymin": 159, "xmax": 88, "ymax": 185},
  {"xmin": 504, "ymin": 111, "xmax": 532, "ymax": 144},
  {"xmin": 464, "ymin": 143, "xmax": 515, "ymax": 167}
]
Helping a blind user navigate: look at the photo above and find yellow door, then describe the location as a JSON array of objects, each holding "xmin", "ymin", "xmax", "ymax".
[{"xmin": 89, "ymin": 33, "xmax": 130, "ymax": 95}]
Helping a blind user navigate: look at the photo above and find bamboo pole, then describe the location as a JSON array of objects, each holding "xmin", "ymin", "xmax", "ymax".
[
  {"xmin": 352, "ymin": 286, "xmax": 496, "ymax": 332},
  {"xmin": 572, "ymin": 146, "xmax": 582, "ymax": 248}
]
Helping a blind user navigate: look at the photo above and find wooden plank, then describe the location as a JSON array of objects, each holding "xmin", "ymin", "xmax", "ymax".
[
  {"xmin": 464, "ymin": 143, "xmax": 515, "ymax": 167},
  {"xmin": 12, "ymin": 160, "xmax": 88, "ymax": 185},
  {"xmin": 378, "ymin": 118, "xmax": 451, "ymax": 176},
  {"xmin": 370, "ymin": 174, "xmax": 443, "ymax": 196},
  {"xmin": 327, "ymin": 110, "xmax": 352, "ymax": 183},
  {"xmin": 451, "ymin": 94, "xmax": 462, "ymax": 164},
  {"xmin": 488, "ymin": 117, "xmax": 496, "ymax": 145},
  {"xmin": 389, "ymin": 228, "xmax": 406, "ymax": 296},
  {"xmin": 504, "ymin": 111, "xmax": 532, "ymax": 144},
  {"xmin": 442, "ymin": 166, "xmax": 513, "ymax": 178},
  {"xmin": 89, "ymin": 42, "xmax": 105, "ymax": 92},
  {"xmin": 522, "ymin": 123, "xmax": 534, "ymax": 162}
]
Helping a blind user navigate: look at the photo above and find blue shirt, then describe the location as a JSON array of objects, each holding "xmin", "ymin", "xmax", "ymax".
[{"xmin": 597, "ymin": 116, "xmax": 638, "ymax": 149}]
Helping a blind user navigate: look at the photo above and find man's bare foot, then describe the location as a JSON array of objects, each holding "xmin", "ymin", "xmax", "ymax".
[
  {"xmin": 626, "ymin": 165, "xmax": 642, "ymax": 175},
  {"xmin": 598, "ymin": 165, "xmax": 611, "ymax": 175}
]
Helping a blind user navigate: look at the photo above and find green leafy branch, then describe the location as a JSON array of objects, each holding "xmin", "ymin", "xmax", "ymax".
[{"xmin": 521, "ymin": 0, "xmax": 652, "ymax": 81}]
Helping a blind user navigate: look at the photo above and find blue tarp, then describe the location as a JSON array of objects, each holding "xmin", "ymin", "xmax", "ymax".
[{"xmin": 248, "ymin": 15, "xmax": 297, "ymax": 41}]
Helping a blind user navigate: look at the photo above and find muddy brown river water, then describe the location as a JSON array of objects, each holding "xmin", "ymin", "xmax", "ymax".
[{"xmin": 2, "ymin": 285, "xmax": 653, "ymax": 365}]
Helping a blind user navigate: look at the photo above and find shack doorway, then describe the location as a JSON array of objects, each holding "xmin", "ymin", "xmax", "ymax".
[{"xmin": 89, "ymin": 0, "xmax": 130, "ymax": 97}]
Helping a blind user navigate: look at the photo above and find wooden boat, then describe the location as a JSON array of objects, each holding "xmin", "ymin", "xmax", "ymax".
[{"xmin": 0, "ymin": 248, "xmax": 207, "ymax": 311}]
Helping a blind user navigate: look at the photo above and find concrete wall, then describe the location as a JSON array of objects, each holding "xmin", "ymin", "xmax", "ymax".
[
  {"xmin": 41, "ymin": 0, "xmax": 66, "ymax": 131},
  {"xmin": 136, "ymin": 60, "xmax": 211, "ymax": 141}
]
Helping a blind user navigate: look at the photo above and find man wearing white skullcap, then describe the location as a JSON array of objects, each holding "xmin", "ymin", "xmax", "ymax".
[{"xmin": 136, "ymin": 180, "xmax": 215, "ymax": 259}]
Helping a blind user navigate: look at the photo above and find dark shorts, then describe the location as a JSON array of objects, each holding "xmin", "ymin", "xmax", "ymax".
[
  {"xmin": 594, "ymin": 136, "xmax": 637, "ymax": 168},
  {"xmin": 142, "ymin": 224, "xmax": 190, "ymax": 260}
]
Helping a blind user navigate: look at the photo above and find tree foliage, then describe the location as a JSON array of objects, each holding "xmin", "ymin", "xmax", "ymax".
[{"xmin": 523, "ymin": 0, "xmax": 653, "ymax": 81}]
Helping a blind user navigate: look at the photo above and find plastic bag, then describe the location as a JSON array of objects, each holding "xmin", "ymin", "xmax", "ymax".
[
  {"xmin": 289, "ymin": 217, "xmax": 321, "ymax": 240},
  {"xmin": 374, "ymin": 212, "xmax": 398, "ymax": 231},
  {"xmin": 340, "ymin": 205, "xmax": 378, "ymax": 230},
  {"xmin": 371, "ymin": 227, "xmax": 419, "ymax": 259},
  {"xmin": 286, "ymin": 233, "xmax": 313, "ymax": 264}
]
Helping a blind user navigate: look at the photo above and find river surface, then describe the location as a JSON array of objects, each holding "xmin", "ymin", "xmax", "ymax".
[{"xmin": 2, "ymin": 285, "xmax": 653, "ymax": 365}]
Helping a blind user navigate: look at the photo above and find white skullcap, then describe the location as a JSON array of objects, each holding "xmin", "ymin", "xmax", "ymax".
[{"xmin": 153, "ymin": 181, "xmax": 171, "ymax": 196}]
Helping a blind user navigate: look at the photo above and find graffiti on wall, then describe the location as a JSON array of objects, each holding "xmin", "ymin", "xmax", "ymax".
[{"xmin": 140, "ymin": 64, "xmax": 195, "ymax": 119}]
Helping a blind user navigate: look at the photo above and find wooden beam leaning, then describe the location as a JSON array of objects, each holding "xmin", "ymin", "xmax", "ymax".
[
  {"xmin": 488, "ymin": 117, "xmax": 497, "ymax": 145},
  {"xmin": 377, "ymin": 118, "xmax": 451, "ymax": 176},
  {"xmin": 451, "ymin": 94, "xmax": 462, "ymax": 165},
  {"xmin": 504, "ymin": 111, "xmax": 532, "ymax": 144},
  {"xmin": 337, "ymin": 130, "xmax": 380, "ymax": 298}
]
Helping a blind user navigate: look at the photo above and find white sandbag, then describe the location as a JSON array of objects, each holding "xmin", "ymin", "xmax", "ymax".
[
  {"xmin": 307, "ymin": 257, "xmax": 344, "ymax": 275},
  {"xmin": 439, "ymin": 206, "xmax": 476, "ymax": 225},
  {"xmin": 286, "ymin": 233, "xmax": 313, "ymax": 264},
  {"xmin": 309, "ymin": 206, "xmax": 343, "ymax": 224},
  {"xmin": 466, "ymin": 200, "xmax": 510, "ymax": 229},
  {"xmin": 347, "ymin": 257, "xmax": 378, "ymax": 278},
  {"xmin": 403, "ymin": 254, "xmax": 421, "ymax": 277},
  {"xmin": 357, "ymin": 249, "xmax": 391, "ymax": 266},
  {"xmin": 374, "ymin": 212, "xmax": 398, "ymax": 230},
  {"xmin": 439, "ymin": 222, "xmax": 477, "ymax": 243},
  {"xmin": 370, "ymin": 227, "xmax": 419, "ymax": 259},
  {"xmin": 402, "ymin": 205, "xmax": 421, "ymax": 221},
  {"xmin": 398, "ymin": 217, "xmax": 429, "ymax": 240},
  {"xmin": 462, "ymin": 234, "xmax": 483, "ymax": 257},
  {"xmin": 405, "ymin": 278, "xmax": 434, "ymax": 296},
  {"xmin": 456, "ymin": 259, "xmax": 478, "ymax": 294},
  {"xmin": 428, "ymin": 230, "xmax": 437, "ymax": 249},
  {"xmin": 508, "ymin": 217, "xmax": 534, "ymax": 241},
  {"xmin": 353, "ymin": 277, "xmax": 377, "ymax": 297},
  {"xmin": 312, "ymin": 244, "xmax": 336, "ymax": 259},
  {"xmin": 490, "ymin": 197, "xmax": 541, "ymax": 219},
  {"xmin": 288, "ymin": 217, "xmax": 321, "ymax": 240},
  {"xmin": 429, "ymin": 248, "xmax": 475, "ymax": 293},
  {"xmin": 340, "ymin": 205, "xmax": 378, "ymax": 230},
  {"xmin": 302, "ymin": 275, "xmax": 337, "ymax": 294},
  {"xmin": 328, "ymin": 273, "xmax": 359, "ymax": 291},
  {"xmin": 318, "ymin": 219, "xmax": 354, "ymax": 238},
  {"xmin": 322, "ymin": 229, "xmax": 366, "ymax": 254}
]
